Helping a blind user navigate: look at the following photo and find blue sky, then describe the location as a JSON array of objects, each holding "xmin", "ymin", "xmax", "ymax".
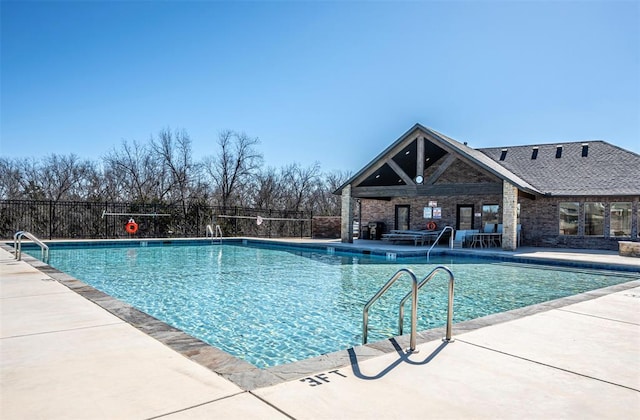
[{"xmin": 2, "ymin": 1, "xmax": 638, "ymax": 172}]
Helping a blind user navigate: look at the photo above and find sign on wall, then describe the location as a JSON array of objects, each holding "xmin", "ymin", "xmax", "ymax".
[{"xmin": 423, "ymin": 207, "xmax": 432, "ymax": 219}]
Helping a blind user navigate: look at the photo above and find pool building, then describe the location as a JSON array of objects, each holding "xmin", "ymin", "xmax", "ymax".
[{"xmin": 336, "ymin": 123, "xmax": 640, "ymax": 251}]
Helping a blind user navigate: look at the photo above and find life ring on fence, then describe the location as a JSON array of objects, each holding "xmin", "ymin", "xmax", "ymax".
[
  {"xmin": 427, "ymin": 221, "xmax": 437, "ymax": 231},
  {"xmin": 125, "ymin": 218, "xmax": 139, "ymax": 234}
]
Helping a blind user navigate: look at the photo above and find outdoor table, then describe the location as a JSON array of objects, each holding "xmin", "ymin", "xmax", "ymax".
[{"xmin": 470, "ymin": 233, "xmax": 502, "ymax": 248}]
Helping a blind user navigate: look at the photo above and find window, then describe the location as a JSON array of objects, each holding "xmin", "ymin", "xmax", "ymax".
[
  {"xmin": 559, "ymin": 202, "xmax": 579, "ymax": 235},
  {"xmin": 584, "ymin": 202, "xmax": 604, "ymax": 236},
  {"xmin": 610, "ymin": 202, "xmax": 631, "ymax": 237},
  {"xmin": 482, "ymin": 204, "xmax": 500, "ymax": 226}
]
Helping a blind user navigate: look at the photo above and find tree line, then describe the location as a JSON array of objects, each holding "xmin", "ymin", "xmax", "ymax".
[{"xmin": 0, "ymin": 128, "xmax": 350, "ymax": 216}]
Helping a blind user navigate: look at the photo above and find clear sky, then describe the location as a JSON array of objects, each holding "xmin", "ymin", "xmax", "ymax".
[{"xmin": 1, "ymin": 1, "xmax": 639, "ymax": 172}]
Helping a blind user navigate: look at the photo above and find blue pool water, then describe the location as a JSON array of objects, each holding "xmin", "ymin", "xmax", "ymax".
[{"xmin": 43, "ymin": 242, "xmax": 637, "ymax": 368}]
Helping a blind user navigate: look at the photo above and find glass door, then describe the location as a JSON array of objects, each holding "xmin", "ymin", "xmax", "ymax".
[
  {"xmin": 457, "ymin": 205, "xmax": 474, "ymax": 230},
  {"xmin": 395, "ymin": 205, "xmax": 410, "ymax": 231}
]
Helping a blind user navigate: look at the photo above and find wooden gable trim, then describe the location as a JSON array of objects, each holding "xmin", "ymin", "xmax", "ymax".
[
  {"xmin": 351, "ymin": 130, "xmax": 422, "ymax": 187},
  {"xmin": 385, "ymin": 157, "xmax": 414, "ymax": 185},
  {"xmin": 352, "ymin": 182, "xmax": 504, "ymax": 198},
  {"xmin": 425, "ymin": 154, "xmax": 457, "ymax": 185}
]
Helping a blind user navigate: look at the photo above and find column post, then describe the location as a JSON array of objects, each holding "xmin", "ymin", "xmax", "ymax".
[
  {"xmin": 341, "ymin": 184, "xmax": 354, "ymax": 243},
  {"xmin": 502, "ymin": 181, "xmax": 518, "ymax": 250}
]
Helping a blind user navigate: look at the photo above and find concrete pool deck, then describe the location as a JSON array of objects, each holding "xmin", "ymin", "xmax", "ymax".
[{"xmin": 1, "ymin": 241, "xmax": 639, "ymax": 419}]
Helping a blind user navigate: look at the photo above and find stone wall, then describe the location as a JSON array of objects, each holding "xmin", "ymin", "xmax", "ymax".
[
  {"xmin": 312, "ymin": 216, "xmax": 341, "ymax": 239},
  {"xmin": 619, "ymin": 241, "xmax": 640, "ymax": 257}
]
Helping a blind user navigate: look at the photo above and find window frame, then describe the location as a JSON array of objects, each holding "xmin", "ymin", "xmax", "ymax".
[
  {"xmin": 609, "ymin": 202, "xmax": 632, "ymax": 238},
  {"xmin": 584, "ymin": 202, "xmax": 605, "ymax": 237},
  {"xmin": 559, "ymin": 202, "xmax": 579, "ymax": 236}
]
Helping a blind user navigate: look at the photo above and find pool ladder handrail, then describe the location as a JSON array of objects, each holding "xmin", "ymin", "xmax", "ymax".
[
  {"xmin": 13, "ymin": 231, "xmax": 49, "ymax": 262},
  {"xmin": 363, "ymin": 268, "xmax": 419, "ymax": 352},
  {"xmin": 206, "ymin": 224, "xmax": 223, "ymax": 243},
  {"xmin": 426, "ymin": 225, "xmax": 454, "ymax": 261},
  {"xmin": 398, "ymin": 265, "xmax": 455, "ymax": 342}
]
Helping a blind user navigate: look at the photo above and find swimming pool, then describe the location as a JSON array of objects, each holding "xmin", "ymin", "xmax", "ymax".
[{"xmin": 37, "ymin": 240, "xmax": 638, "ymax": 369}]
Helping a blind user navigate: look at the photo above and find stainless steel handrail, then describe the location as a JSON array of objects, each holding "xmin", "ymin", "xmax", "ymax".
[
  {"xmin": 398, "ymin": 266, "xmax": 455, "ymax": 342},
  {"xmin": 363, "ymin": 268, "xmax": 419, "ymax": 352},
  {"xmin": 13, "ymin": 231, "xmax": 49, "ymax": 262},
  {"xmin": 206, "ymin": 224, "xmax": 223, "ymax": 243},
  {"xmin": 426, "ymin": 225, "xmax": 454, "ymax": 261}
]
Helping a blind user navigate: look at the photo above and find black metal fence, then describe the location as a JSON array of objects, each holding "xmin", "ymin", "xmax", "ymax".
[{"xmin": 0, "ymin": 200, "xmax": 312, "ymax": 240}]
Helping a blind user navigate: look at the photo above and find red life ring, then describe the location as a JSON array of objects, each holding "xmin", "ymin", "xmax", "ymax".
[
  {"xmin": 125, "ymin": 219, "xmax": 138, "ymax": 234},
  {"xmin": 427, "ymin": 221, "xmax": 437, "ymax": 231}
]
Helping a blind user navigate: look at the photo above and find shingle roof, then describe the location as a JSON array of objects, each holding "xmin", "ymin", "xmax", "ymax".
[
  {"xmin": 479, "ymin": 141, "xmax": 640, "ymax": 196},
  {"xmin": 428, "ymin": 128, "xmax": 541, "ymax": 194}
]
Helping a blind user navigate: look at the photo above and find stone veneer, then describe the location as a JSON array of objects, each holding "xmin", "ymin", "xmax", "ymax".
[
  {"xmin": 502, "ymin": 181, "xmax": 518, "ymax": 251},
  {"xmin": 618, "ymin": 241, "xmax": 640, "ymax": 257},
  {"xmin": 341, "ymin": 184, "xmax": 353, "ymax": 243}
]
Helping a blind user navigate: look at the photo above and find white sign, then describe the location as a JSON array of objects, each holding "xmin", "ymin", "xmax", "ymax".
[
  {"xmin": 423, "ymin": 207, "xmax": 432, "ymax": 219},
  {"xmin": 428, "ymin": 201, "xmax": 437, "ymax": 207}
]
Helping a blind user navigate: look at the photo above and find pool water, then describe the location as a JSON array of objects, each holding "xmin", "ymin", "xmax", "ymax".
[{"xmin": 45, "ymin": 243, "xmax": 637, "ymax": 368}]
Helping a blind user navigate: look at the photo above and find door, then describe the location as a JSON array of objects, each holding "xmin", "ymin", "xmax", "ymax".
[
  {"xmin": 395, "ymin": 205, "xmax": 410, "ymax": 231},
  {"xmin": 457, "ymin": 205, "xmax": 474, "ymax": 230}
]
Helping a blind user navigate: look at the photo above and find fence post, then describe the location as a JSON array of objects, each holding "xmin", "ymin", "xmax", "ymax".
[{"xmin": 48, "ymin": 200, "xmax": 53, "ymax": 240}]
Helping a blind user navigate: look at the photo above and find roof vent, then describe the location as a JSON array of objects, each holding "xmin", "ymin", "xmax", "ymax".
[
  {"xmin": 581, "ymin": 143, "xmax": 589, "ymax": 157},
  {"xmin": 531, "ymin": 147, "xmax": 539, "ymax": 160},
  {"xmin": 555, "ymin": 145, "xmax": 563, "ymax": 159},
  {"xmin": 499, "ymin": 148, "xmax": 508, "ymax": 161}
]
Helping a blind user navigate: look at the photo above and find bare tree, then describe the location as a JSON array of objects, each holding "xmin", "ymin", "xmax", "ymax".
[
  {"xmin": 250, "ymin": 167, "xmax": 284, "ymax": 210},
  {"xmin": 281, "ymin": 162, "xmax": 321, "ymax": 212},
  {"xmin": 309, "ymin": 169, "xmax": 352, "ymax": 215},
  {"xmin": 204, "ymin": 130, "xmax": 263, "ymax": 209},
  {"xmin": 0, "ymin": 157, "xmax": 26, "ymax": 199},
  {"xmin": 103, "ymin": 140, "xmax": 168, "ymax": 202},
  {"xmin": 37, "ymin": 154, "xmax": 97, "ymax": 201},
  {"xmin": 151, "ymin": 128, "xmax": 198, "ymax": 216}
]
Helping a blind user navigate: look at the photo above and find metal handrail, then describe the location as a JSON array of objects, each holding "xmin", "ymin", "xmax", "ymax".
[
  {"xmin": 363, "ymin": 268, "xmax": 419, "ymax": 352},
  {"xmin": 13, "ymin": 231, "xmax": 49, "ymax": 262},
  {"xmin": 426, "ymin": 225, "xmax": 454, "ymax": 261},
  {"xmin": 206, "ymin": 224, "xmax": 223, "ymax": 243},
  {"xmin": 398, "ymin": 266, "xmax": 455, "ymax": 342}
]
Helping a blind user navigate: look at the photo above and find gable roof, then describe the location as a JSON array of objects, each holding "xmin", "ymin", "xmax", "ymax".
[
  {"xmin": 336, "ymin": 123, "xmax": 640, "ymax": 197},
  {"xmin": 336, "ymin": 123, "xmax": 541, "ymax": 195},
  {"xmin": 479, "ymin": 141, "xmax": 640, "ymax": 196}
]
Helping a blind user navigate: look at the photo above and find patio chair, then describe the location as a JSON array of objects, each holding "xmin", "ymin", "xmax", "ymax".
[{"xmin": 452, "ymin": 230, "xmax": 466, "ymax": 248}]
